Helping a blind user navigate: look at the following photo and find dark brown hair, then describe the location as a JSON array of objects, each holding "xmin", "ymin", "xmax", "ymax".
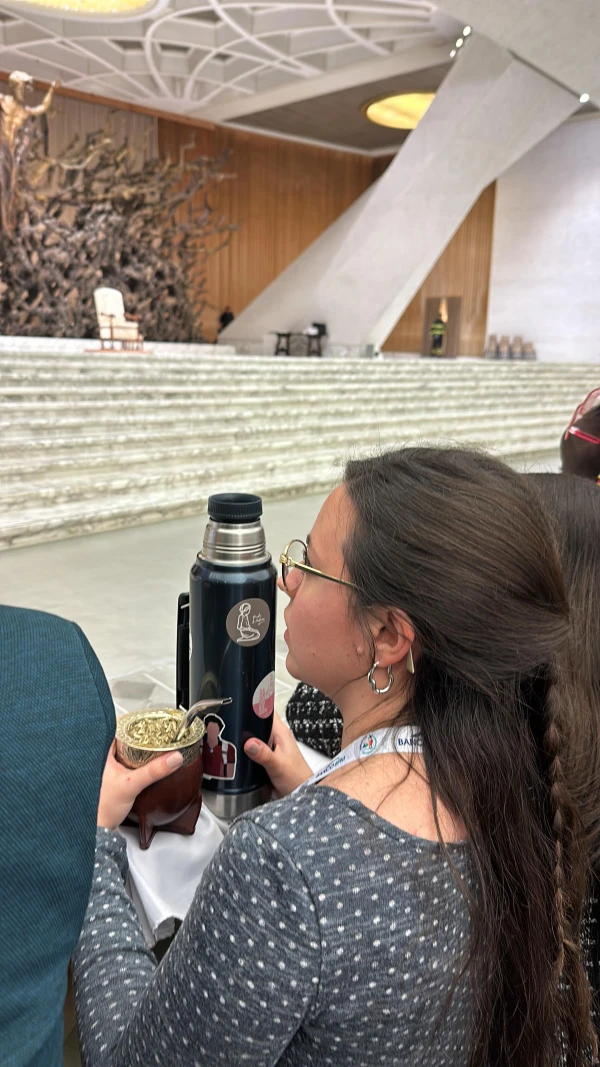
[
  {"xmin": 561, "ymin": 406, "xmax": 600, "ymax": 482},
  {"xmin": 343, "ymin": 448, "xmax": 595, "ymax": 1067},
  {"xmin": 530, "ymin": 473, "xmax": 600, "ymax": 871}
]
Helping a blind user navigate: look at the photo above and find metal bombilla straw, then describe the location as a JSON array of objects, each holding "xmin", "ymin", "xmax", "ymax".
[{"xmin": 174, "ymin": 696, "xmax": 233, "ymax": 743}]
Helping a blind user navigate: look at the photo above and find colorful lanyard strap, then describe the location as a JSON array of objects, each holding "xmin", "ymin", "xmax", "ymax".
[{"xmin": 295, "ymin": 725, "xmax": 424, "ymax": 792}]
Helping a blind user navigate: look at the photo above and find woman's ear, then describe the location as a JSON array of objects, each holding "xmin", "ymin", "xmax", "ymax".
[{"xmin": 371, "ymin": 609, "xmax": 415, "ymax": 670}]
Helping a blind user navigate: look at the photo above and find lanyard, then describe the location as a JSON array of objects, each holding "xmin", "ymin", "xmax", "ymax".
[{"xmin": 296, "ymin": 725, "xmax": 424, "ymax": 792}]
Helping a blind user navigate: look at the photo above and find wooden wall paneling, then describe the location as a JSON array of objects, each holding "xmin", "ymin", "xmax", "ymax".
[
  {"xmin": 371, "ymin": 154, "xmax": 396, "ymax": 181},
  {"xmin": 382, "ymin": 182, "xmax": 496, "ymax": 356},
  {"xmin": 158, "ymin": 120, "xmax": 374, "ymax": 340}
]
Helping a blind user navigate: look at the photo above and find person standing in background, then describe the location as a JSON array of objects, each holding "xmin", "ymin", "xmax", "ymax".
[
  {"xmin": 217, "ymin": 305, "xmax": 234, "ymax": 335},
  {"xmin": 429, "ymin": 313, "xmax": 446, "ymax": 356}
]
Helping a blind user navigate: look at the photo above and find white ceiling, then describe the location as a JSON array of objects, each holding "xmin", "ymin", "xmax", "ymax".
[{"xmin": 0, "ymin": 0, "xmax": 462, "ymax": 119}]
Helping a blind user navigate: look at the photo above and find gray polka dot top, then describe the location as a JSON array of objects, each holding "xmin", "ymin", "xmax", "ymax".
[{"xmin": 72, "ymin": 785, "xmax": 472, "ymax": 1066}]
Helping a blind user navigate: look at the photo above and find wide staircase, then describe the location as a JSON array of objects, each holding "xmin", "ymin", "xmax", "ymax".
[{"xmin": 0, "ymin": 346, "xmax": 597, "ymax": 550}]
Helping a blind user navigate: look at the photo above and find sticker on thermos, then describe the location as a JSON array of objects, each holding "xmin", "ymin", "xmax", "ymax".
[
  {"xmin": 252, "ymin": 671, "xmax": 275, "ymax": 718},
  {"xmin": 226, "ymin": 598, "xmax": 270, "ymax": 647}
]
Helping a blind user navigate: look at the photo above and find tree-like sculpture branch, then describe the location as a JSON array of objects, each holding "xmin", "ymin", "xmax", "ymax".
[{"xmin": 0, "ymin": 77, "xmax": 236, "ymax": 341}]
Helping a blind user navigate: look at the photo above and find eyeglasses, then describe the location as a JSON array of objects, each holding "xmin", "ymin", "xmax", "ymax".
[
  {"xmin": 279, "ymin": 539, "xmax": 357, "ymax": 592},
  {"xmin": 564, "ymin": 388, "xmax": 600, "ymax": 446}
]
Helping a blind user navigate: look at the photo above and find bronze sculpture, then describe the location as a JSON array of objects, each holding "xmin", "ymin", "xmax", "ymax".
[
  {"xmin": 0, "ymin": 71, "xmax": 56, "ymax": 233},
  {"xmin": 0, "ymin": 97, "xmax": 236, "ymax": 340}
]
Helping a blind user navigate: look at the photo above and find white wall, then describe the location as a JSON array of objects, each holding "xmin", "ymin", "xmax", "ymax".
[{"xmin": 487, "ymin": 117, "xmax": 600, "ymax": 362}]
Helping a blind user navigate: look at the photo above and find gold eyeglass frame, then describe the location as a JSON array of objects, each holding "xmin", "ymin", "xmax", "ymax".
[{"xmin": 280, "ymin": 539, "xmax": 357, "ymax": 591}]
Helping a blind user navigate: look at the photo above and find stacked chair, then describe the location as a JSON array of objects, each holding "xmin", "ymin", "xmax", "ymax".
[
  {"xmin": 484, "ymin": 334, "xmax": 536, "ymax": 360},
  {"xmin": 498, "ymin": 335, "xmax": 511, "ymax": 360},
  {"xmin": 484, "ymin": 334, "xmax": 498, "ymax": 359}
]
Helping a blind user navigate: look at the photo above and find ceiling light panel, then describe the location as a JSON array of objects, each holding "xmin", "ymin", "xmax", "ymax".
[{"xmin": 364, "ymin": 90, "xmax": 435, "ymax": 128}]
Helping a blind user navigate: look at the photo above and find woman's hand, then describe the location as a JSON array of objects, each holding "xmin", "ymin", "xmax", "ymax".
[
  {"xmin": 97, "ymin": 742, "xmax": 183, "ymax": 830},
  {"xmin": 244, "ymin": 715, "xmax": 313, "ymax": 797}
]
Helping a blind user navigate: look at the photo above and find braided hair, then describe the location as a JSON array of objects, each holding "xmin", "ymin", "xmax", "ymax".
[{"xmin": 531, "ymin": 473, "xmax": 600, "ymax": 1045}]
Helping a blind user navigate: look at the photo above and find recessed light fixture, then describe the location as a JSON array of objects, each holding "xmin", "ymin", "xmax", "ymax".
[
  {"xmin": 449, "ymin": 49, "xmax": 456, "ymax": 58},
  {"xmin": 455, "ymin": 37, "xmax": 464, "ymax": 47},
  {"xmin": 363, "ymin": 92, "xmax": 436, "ymax": 130},
  {"xmin": 463, "ymin": 26, "xmax": 471, "ymax": 36},
  {"xmin": 580, "ymin": 92, "xmax": 590, "ymax": 103}
]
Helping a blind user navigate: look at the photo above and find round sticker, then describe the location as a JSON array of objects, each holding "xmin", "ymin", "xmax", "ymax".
[
  {"xmin": 252, "ymin": 671, "xmax": 275, "ymax": 719},
  {"xmin": 226, "ymin": 598, "xmax": 270, "ymax": 647}
]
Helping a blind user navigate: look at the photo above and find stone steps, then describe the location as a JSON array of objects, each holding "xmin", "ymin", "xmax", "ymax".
[
  {"xmin": 0, "ymin": 427, "xmax": 567, "ymax": 507},
  {"xmin": 0, "ymin": 419, "xmax": 565, "ymax": 481},
  {"xmin": 0, "ymin": 438, "xmax": 562, "ymax": 551},
  {"xmin": 0, "ymin": 396, "xmax": 567, "ymax": 428},
  {"xmin": 0, "ymin": 345, "xmax": 596, "ymax": 549},
  {"xmin": 0, "ymin": 375, "xmax": 584, "ymax": 399}
]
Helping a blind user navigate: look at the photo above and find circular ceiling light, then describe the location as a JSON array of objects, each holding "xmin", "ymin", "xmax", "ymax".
[{"xmin": 363, "ymin": 92, "xmax": 435, "ymax": 130}]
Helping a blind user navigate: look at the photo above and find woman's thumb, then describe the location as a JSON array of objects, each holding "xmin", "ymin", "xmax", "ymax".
[
  {"xmin": 134, "ymin": 750, "xmax": 183, "ymax": 792},
  {"xmin": 244, "ymin": 738, "xmax": 272, "ymax": 766}
]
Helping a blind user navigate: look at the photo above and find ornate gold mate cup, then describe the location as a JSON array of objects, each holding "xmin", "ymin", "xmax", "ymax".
[{"xmin": 115, "ymin": 708, "xmax": 206, "ymax": 850}]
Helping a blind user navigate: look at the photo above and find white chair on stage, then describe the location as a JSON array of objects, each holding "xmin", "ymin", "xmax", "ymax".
[{"xmin": 93, "ymin": 287, "xmax": 144, "ymax": 351}]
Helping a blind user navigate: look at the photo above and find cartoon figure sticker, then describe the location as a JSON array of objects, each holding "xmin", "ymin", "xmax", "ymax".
[
  {"xmin": 201, "ymin": 713, "xmax": 237, "ymax": 780},
  {"xmin": 226, "ymin": 598, "xmax": 270, "ymax": 647},
  {"xmin": 252, "ymin": 671, "xmax": 275, "ymax": 719}
]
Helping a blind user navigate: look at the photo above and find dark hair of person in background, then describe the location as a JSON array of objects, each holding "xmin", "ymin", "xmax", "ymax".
[
  {"xmin": 530, "ymin": 473, "xmax": 600, "ymax": 1029},
  {"xmin": 561, "ymin": 404, "xmax": 600, "ymax": 482},
  {"xmin": 342, "ymin": 449, "xmax": 595, "ymax": 1067}
]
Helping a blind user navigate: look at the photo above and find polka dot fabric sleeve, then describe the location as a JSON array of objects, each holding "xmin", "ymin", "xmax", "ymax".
[
  {"xmin": 72, "ymin": 822, "xmax": 322, "ymax": 1067},
  {"xmin": 72, "ymin": 828, "xmax": 159, "ymax": 1063}
]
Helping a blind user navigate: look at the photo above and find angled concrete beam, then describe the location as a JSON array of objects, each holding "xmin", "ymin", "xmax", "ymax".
[
  {"xmin": 434, "ymin": 0, "xmax": 600, "ymax": 107},
  {"xmin": 223, "ymin": 34, "xmax": 579, "ymax": 350}
]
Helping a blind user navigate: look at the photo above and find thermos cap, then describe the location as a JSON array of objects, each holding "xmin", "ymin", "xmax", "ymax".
[
  {"xmin": 207, "ymin": 493, "xmax": 263, "ymax": 525},
  {"xmin": 201, "ymin": 493, "xmax": 270, "ymax": 566}
]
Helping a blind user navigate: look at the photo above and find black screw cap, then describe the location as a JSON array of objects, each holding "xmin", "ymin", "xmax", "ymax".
[{"xmin": 207, "ymin": 493, "xmax": 263, "ymax": 524}]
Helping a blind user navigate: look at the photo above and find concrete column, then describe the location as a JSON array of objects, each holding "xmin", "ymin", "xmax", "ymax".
[{"xmin": 223, "ymin": 35, "xmax": 578, "ymax": 352}]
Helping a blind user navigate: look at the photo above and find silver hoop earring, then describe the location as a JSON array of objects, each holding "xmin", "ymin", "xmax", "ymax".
[{"xmin": 368, "ymin": 661, "xmax": 394, "ymax": 694}]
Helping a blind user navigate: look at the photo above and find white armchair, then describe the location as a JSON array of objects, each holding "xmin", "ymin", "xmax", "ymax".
[{"xmin": 93, "ymin": 287, "xmax": 143, "ymax": 350}]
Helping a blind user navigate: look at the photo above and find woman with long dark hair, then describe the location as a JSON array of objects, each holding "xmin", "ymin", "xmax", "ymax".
[{"xmin": 73, "ymin": 448, "xmax": 596, "ymax": 1066}]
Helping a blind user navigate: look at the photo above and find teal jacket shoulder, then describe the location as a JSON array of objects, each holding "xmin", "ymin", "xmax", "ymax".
[{"xmin": 0, "ymin": 604, "xmax": 115, "ymax": 1067}]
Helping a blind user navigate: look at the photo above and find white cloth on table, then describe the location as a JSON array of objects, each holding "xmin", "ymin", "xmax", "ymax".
[{"xmin": 121, "ymin": 739, "xmax": 330, "ymax": 945}]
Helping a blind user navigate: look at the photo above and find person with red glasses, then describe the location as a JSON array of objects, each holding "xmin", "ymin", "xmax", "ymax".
[{"xmin": 561, "ymin": 388, "xmax": 600, "ymax": 483}]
